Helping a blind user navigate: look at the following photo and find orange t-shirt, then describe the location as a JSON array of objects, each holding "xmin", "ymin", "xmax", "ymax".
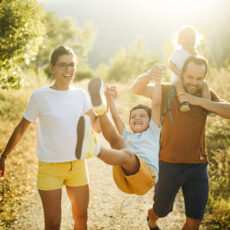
[{"xmin": 160, "ymin": 83, "xmax": 221, "ymax": 164}]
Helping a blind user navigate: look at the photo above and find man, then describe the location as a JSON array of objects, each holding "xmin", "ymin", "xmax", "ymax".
[{"xmin": 130, "ymin": 56, "xmax": 230, "ymax": 230}]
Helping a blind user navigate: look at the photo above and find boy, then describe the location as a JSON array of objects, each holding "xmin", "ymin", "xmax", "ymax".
[{"xmin": 76, "ymin": 64, "xmax": 165, "ymax": 199}]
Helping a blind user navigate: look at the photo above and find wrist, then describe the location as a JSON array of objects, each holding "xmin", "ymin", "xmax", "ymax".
[{"xmin": 144, "ymin": 70, "xmax": 152, "ymax": 78}]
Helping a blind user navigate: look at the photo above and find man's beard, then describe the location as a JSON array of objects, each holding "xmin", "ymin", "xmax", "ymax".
[{"xmin": 184, "ymin": 84, "xmax": 202, "ymax": 96}]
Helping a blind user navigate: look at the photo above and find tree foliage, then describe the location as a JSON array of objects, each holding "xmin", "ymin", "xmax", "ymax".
[
  {"xmin": 102, "ymin": 37, "xmax": 159, "ymax": 82},
  {"xmin": 34, "ymin": 12, "xmax": 96, "ymax": 79},
  {"xmin": 0, "ymin": 0, "xmax": 46, "ymax": 89}
]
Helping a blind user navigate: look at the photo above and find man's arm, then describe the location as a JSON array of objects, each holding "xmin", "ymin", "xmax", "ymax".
[
  {"xmin": 105, "ymin": 86, "xmax": 125, "ymax": 135},
  {"xmin": 178, "ymin": 92, "xmax": 230, "ymax": 119},
  {"xmin": 130, "ymin": 63, "xmax": 166, "ymax": 98}
]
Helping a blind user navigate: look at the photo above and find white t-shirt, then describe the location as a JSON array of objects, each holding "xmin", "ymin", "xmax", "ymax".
[
  {"xmin": 24, "ymin": 86, "xmax": 91, "ymax": 162},
  {"xmin": 122, "ymin": 120, "xmax": 161, "ymax": 181},
  {"xmin": 169, "ymin": 47, "xmax": 191, "ymax": 83}
]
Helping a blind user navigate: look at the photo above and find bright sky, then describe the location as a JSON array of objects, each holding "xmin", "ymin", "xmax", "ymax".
[{"xmin": 39, "ymin": 0, "xmax": 228, "ymax": 67}]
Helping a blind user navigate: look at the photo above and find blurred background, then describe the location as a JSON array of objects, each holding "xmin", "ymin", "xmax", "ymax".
[{"xmin": 1, "ymin": 0, "xmax": 230, "ymax": 87}]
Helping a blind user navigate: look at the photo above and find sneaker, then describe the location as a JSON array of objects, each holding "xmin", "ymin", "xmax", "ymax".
[
  {"xmin": 88, "ymin": 77, "xmax": 106, "ymax": 115},
  {"xmin": 180, "ymin": 102, "xmax": 191, "ymax": 112},
  {"xmin": 75, "ymin": 115, "xmax": 100, "ymax": 160}
]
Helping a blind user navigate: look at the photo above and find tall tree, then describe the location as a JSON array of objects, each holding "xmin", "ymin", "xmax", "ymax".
[{"xmin": 0, "ymin": 0, "xmax": 46, "ymax": 89}]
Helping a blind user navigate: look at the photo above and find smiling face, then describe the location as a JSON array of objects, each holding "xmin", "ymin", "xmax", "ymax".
[
  {"xmin": 129, "ymin": 108, "xmax": 150, "ymax": 133},
  {"xmin": 50, "ymin": 54, "xmax": 77, "ymax": 89},
  {"xmin": 182, "ymin": 61, "xmax": 206, "ymax": 95}
]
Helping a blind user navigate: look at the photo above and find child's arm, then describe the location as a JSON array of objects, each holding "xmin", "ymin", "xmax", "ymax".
[
  {"xmin": 174, "ymin": 78, "xmax": 185, "ymax": 95},
  {"xmin": 130, "ymin": 63, "xmax": 166, "ymax": 98},
  {"xmin": 169, "ymin": 59, "xmax": 185, "ymax": 96},
  {"xmin": 105, "ymin": 86, "xmax": 125, "ymax": 135},
  {"xmin": 151, "ymin": 77, "xmax": 162, "ymax": 127}
]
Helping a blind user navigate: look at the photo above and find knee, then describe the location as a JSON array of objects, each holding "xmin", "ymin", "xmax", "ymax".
[
  {"xmin": 122, "ymin": 149, "xmax": 137, "ymax": 161},
  {"xmin": 153, "ymin": 204, "xmax": 172, "ymax": 218},
  {"xmin": 110, "ymin": 138, "xmax": 125, "ymax": 150}
]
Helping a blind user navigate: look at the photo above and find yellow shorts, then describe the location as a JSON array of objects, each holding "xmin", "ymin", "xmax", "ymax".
[
  {"xmin": 37, "ymin": 160, "xmax": 89, "ymax": 191},
  {"xmin": 113, "ymin": 156, "xmax": 156, "ymax": 195}
]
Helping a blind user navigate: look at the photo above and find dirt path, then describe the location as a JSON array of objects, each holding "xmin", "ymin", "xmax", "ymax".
[{"xmin": 11, "ymin": 135, "xmax": 205, "ymax": 230}]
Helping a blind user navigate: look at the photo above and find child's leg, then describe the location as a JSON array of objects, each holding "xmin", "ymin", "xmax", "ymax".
[
  {"xmin": 98, "ymin": 147, "xmax": 140, "ymax": 175},
  {"xmin": 76, "ymin": 115, "xmax": 140, "ymax": 175},
  {"xmin": 88, "ymin": 77, "xmax": 125, "ymax": 150},
  {"xmin": 201, "ymin": 81, "xmax": 211, "ymax": 100},
  {"xmin": 99, "ymin": 112, "xmax": 125, "ymax": 150},
  {"xmin": 174, "ymin": 78, "xmax": 191, "ymax": 112},
  {"xmin": 174, "ymin": 78, "xmax": 185, "ymax": 94},
  {"xmin": 96, "ymin": 112, "xmax": 140, "ymax": 175}
]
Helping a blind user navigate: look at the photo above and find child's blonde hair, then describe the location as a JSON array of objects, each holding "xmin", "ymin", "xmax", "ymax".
[{"xmin": 173, "ymin": 25, "xmax": 203, "ymax": 48}]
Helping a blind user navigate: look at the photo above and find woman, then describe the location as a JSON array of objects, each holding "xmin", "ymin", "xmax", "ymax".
[{"xmin": 0, "ymin": 45, "xmax": 100, "ymax": 230}]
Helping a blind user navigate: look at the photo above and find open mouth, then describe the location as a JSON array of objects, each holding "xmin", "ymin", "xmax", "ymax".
[
  {"xmin": 63, "ymin": 74, "xmax": 71, "ymax": 79},
  {"xmin": 134, "ymin": 121, "xmax": 142, "ymax": 125}
]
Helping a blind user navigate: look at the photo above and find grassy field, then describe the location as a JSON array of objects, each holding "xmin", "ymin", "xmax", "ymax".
[{"xmin": 0, "ymin": 68, "xmax": 230, "ymax": 229}]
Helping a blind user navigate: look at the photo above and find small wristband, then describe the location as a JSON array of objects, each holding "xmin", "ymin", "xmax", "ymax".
[{"xmin": 1, "ymin": 154, "xmax": 7, "ymax": 159}]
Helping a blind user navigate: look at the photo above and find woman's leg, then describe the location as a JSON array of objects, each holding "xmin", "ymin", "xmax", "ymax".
[
  {"xmin": 38, "ymin": 189, "xmax": 62, "ymax": 230},
  {"xmin": 66, "ymin": 184, "xmax": 89, "ymax": 230}
]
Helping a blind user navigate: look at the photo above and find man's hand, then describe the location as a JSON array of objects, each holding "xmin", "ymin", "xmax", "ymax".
[
  {"xmin": 178, "ymin": 92, "xmax": 200, "ymax": 105},
  {"xmin": 150, "ymin": 63, "xmax": 166, "ymax": 80}
]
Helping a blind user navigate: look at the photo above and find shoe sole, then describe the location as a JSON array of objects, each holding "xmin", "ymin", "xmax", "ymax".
[
  {"xmin": 75, "ymin": 115, "xmax": 90, "ymax": 159},
  {"xmin": 180, "ymin": 102, "xmax": 191, "ymax": 112},
  {"xmin": 88, "ymin": 77, "xmax": 103, "ymax": 107}
]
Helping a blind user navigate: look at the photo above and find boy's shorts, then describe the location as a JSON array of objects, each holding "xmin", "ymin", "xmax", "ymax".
[
  {"xmin": 37, "ymin": 159, "xmax": 89, "ymax": 190},
  {"xmin": 113, "ymin": 155, "xmax": 156, "ymax": 195}
]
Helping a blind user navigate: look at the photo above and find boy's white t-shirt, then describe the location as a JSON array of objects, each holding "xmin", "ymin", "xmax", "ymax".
[
  {"xmin": 24, "ymin": 86, "xmax": 91, "ymax": 162},
  {"xmin": 122, "ymin": 120, "xmax": 161, "ymax": 181},
  {"xmin": 169, "ymin": 47, "xmax": 191, "ymax": 83}
]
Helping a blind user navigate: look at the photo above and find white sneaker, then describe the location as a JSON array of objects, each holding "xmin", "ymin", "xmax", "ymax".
[
  {"xmin": 88, "ymin": 77, "xmax": 106, "ymax": 115},
  {"xmin": 75, "ymin": 115, "xmax": 100, "ymax": 160}
]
